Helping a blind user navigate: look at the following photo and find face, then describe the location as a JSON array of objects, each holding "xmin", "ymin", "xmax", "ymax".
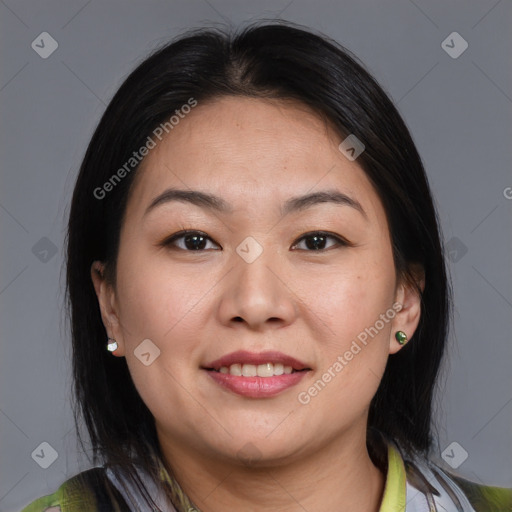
[{"xmin": 92, "ymin": 96, "xmax": 422, "ymax": 467}]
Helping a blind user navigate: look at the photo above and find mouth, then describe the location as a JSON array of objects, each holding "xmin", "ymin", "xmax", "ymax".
[
  {"xmin": 204, "ymin": 362, "xmax": 308, "ymax": 377},
  {"xmin": 202, "ymin": 349, "xmax": 311, "ymax": 374},
  {"xmin": 201, "ymin": 350, "xmax": 312, "ymax": 398}
]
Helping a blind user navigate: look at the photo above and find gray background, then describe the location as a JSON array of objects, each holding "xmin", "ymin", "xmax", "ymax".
[{"xmin": 1, "ymin": 1, "xmax": 511, "ymax": 510}]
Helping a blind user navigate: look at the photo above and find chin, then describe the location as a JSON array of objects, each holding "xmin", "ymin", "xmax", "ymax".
[{"xmin": 204, "ymin": 433, "xmax": 306, "ymax": 468}]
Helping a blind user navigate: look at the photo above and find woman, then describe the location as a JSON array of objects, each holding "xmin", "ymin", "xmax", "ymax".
[{"xmin": 22, "ymin": 22, "xmax": 511, "ymax": 512}]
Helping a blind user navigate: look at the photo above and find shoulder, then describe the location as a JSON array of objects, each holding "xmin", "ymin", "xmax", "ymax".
[
  {"xmin": 403, "ymin": 453, "xmax": 512, "ymax": 512},
  {"xmin": 448, "ymin": 472, "xmax": 512, "ymax": 512},
  {"xmin": 20, "ymin": 467, "xmax": 129, "ymax": 512}
]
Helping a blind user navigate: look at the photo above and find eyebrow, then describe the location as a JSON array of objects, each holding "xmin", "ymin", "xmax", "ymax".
[{"xmin": 143, "ymin": 188, "xmax": 367, "ymax": 220}]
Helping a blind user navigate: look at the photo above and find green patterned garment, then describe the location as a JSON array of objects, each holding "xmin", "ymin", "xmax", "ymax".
[{"xmin": 21, "ymin": 441, "xmax": 512, "ymax": 512}]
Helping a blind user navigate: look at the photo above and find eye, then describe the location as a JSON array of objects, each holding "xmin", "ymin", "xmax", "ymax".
[
  {"xmin": 160, "ymin": 229, "xmax": 350, "ymax": 252},
  {"xmin": 161, "ymin": 230, "xmax": 220, "ymax": 251},
  {"xmin": 291, "ymin": 231, "xmax": 349, "ymax": 251}
]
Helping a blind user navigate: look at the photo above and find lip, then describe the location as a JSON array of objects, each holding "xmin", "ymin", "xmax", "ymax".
[
  {"xmin": 201, "ymin": 350, "xmax": 311, "ymax": 398},
  {"xmin": 204, "ymin": 370, "xmax": 310, "ymax": 398},
  {"xmin": 203, "ymin": 350, "xmax": 310, "ymax": 371}
]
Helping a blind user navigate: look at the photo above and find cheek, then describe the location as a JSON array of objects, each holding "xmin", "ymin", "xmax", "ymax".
[
  {"xmin": 114, "ymin": 260, "xmax": 206, "ymax": 427},
  {"xmin": 115, "ymin": 245, "xmax": 211, "ymax": 343},
  {"xmin": 304, "ymin": 247, "xmax": 396, "ymax": 340},
  {"xmin": 298, "ymin": 248, "xmax": 396, "ymax": 405}
]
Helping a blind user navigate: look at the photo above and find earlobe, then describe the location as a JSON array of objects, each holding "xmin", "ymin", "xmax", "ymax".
[
  {"xmin": 389, "ymin": 267, "xmax": 424, "ymax": 355},
  {"xmin": 90, "ymin": 261, "xmax": 126, "ymax": 357}
]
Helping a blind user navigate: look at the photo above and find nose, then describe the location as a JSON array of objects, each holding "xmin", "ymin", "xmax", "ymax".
[{"xmin": 217, "ymin": 249, "xmax": 298, "ymax": 331}]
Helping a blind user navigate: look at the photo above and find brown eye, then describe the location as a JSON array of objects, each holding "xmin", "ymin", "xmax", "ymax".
[
  {"xmin": 162, "ymin": 230, "xmax": 220, "ymax": 251},
  {"xmin": 292, "ymin": 231, "xmax": 349, "ymax": 251}
]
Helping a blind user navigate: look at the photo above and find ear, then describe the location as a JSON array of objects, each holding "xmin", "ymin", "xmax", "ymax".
[
  {"xmin": 90, "ymin": 261, "xmax": 125, "ymax": 357},
  {"xmin": 389, "ymin": 264, "xmax": 425, "ymax": 355}
]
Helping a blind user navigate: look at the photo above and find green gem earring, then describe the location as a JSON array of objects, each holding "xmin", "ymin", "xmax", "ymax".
[{"xmin": 395, "ymin": 330, "xmax": 408, "ymax": 346}]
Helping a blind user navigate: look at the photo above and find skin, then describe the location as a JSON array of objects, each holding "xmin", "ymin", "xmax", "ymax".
[{"xmin": 91, "ymin": 96, "xmax": 424, "ymax": 512}]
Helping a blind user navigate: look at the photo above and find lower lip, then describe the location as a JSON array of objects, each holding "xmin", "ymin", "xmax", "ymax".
[{"xmin": 204, "ymin": 369, "xmax": 309, "ymax": 398}]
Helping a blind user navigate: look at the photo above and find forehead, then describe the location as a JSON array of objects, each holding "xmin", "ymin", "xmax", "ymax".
[{"xmin": 124, "ymin": 96, "xmax": 386, "ymax": 226}]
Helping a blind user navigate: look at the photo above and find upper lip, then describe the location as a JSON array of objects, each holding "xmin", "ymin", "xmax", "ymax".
[{"xmin": 202, "ymin": 350, "xmax": 311, "ymax": 371}]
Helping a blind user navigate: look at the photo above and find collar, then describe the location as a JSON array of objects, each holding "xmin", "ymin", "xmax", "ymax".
[
  {"xmin": 107, "ymin": 439, "xmax": 475, "ymax": 512},
  {"xmin": 379, "ymin": 442, "xmax": 407, "ymax": 512}
]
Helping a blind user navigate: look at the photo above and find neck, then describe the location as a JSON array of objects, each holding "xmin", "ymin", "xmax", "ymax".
[{"xmin": 158, "ymin": 428, "xmax": 386, "ymax": 512}]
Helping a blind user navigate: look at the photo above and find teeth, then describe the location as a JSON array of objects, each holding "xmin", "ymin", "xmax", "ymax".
[
  {"xmin": 273, "ymin": 363, "xmax": 284, "ymax": 375},
  {"xmin": 257, "ymin": 363, "xmax": 273, "ymax": 377},
  {"xmin": 242, "ymin": 364, "xmax": 257, "ymax": 377},
  {"xmin": 230, "ymin": 363, "xmax": 242, "ymax": 376},
  {"xmin": 217, "ymin": 363, "xmax": 296, "ymax": 377}
]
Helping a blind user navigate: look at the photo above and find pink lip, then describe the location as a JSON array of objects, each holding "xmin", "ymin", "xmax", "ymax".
[
  {"xmin": 203, "ymin": 350, "xmax": 309, "ymax": 371},
  {"xmin": 204, "ymin": 370, "xmax": 309, "ymax": 398},
  {"xmin": 201, "ymin": 350, "xmax": 311, "ymax": 399}
]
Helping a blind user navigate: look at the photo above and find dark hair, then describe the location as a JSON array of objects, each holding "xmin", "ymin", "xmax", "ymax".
[{"xmin": 66, "ymin": 21, "xmax": 451, "ymax": 507}]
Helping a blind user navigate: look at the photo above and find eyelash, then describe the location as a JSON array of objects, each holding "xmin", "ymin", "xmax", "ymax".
[{"xmin": 160, "ymin": 229, "xmax": 351, "ymax": 252}]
